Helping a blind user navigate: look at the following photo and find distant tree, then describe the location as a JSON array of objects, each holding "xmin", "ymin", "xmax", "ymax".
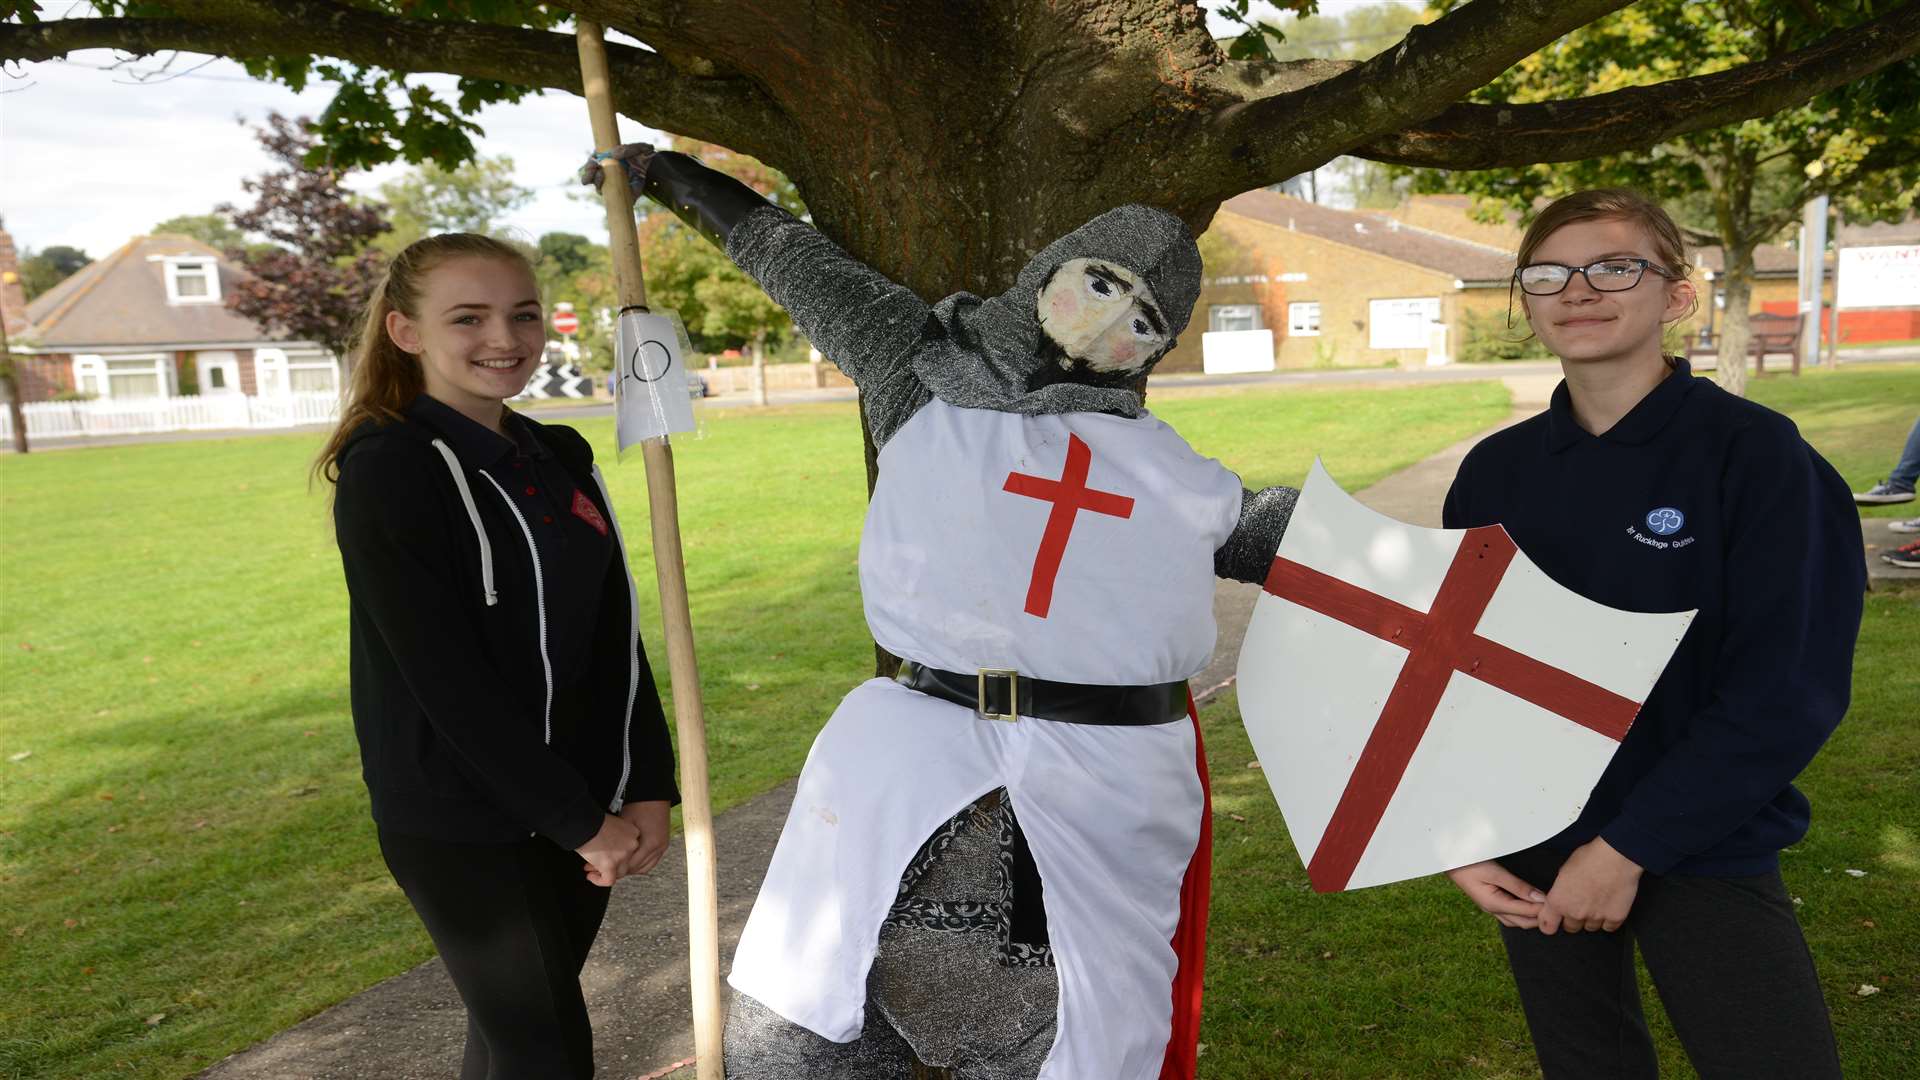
[
  {"xmin": 152, "ymin": 213, "xmax": 246, "ymax": 252},
  {"xmin": 218, "ymin": 113, "xmax": 391, "ymax": 360},
  {"xmin": 375, "ymin": 154, "xmax": 532, "ymax": 253},
  {"xmin": 1401, "ymin": 0, "xmax": 1920, "ymax": 396},
  {"xmin": 18, "ymin": 245, "xmax": 90, "ymax": 301},
  {"xmin": 538, "ymin": 231, "xmax": 597, "ymax": 276}
]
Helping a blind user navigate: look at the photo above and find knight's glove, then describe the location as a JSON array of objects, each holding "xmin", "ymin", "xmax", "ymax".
[
  {"xmin": 581, "ymin": 145, "xmax": 771, "ymax": 250},
  {"xmin": 580, "ymin": 142, "xmax": 655, "ymax": 191}
]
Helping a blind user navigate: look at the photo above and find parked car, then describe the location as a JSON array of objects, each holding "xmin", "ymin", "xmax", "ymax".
[{"xmin": 688, "ymin": 372, "xmax": 710, "ymax": 399}]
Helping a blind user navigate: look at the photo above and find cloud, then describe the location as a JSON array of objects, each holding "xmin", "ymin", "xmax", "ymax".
[{"xmin": 0, "ymin": 52, "xmax": 660, "ymax": 257}]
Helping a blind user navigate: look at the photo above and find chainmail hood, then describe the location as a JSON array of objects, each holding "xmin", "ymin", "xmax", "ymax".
[{"xmin": 911, "ymin": 204, "xmax": 1203, "ymax": 418}]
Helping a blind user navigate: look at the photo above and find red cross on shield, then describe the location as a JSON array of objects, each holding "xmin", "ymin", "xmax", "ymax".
[{"xmin": 1236, "ymin": 462, "xmax": 1695, "ymax": 892}]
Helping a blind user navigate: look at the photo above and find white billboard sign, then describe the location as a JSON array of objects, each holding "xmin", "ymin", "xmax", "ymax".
[
  {"xmin": 1202, "ymin": 329, "xmax": 1277, "ymax": 374},
  {"xmin": 1836, "ymin": 245, "xmax": 1920, "ymax": 310}
]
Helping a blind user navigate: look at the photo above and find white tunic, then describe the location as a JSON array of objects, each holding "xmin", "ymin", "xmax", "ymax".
[{"xmin": 728, "ymin": 400, "xmax": 1243, "ymax": 1078}]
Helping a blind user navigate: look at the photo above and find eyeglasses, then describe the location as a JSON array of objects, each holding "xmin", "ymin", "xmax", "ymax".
[{"xmin": 1514, "ymin": 258, "xmax": 1676, "ymax": 296}]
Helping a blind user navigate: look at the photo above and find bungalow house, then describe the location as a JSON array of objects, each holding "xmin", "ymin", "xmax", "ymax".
[{"xmin": 11, "ymin": 233, "xmax": 341, "ymax": 403}]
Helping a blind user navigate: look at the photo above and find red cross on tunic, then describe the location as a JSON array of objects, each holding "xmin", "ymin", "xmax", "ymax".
[
  {"xmin": 1263, "ymin": 526, "xmax": 1643, "ymax": 893},
  {"xmin": 1003, "ymin": 434, "xmax": 1135, "ymax": 618}
]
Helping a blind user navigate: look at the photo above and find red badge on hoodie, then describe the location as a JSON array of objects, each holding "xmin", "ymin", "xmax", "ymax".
[{"xmin": 570, "ymin": 489, "xmax": 609, "ymax": 536}]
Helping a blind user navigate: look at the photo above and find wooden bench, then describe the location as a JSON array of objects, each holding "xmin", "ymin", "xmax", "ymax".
[{"xmin": 1684, "ymin": 312, "xmax": 1804, "ymax": 376}]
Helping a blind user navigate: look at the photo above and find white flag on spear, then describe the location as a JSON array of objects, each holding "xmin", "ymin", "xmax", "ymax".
[{"xmin": 615, "ymin": 307, "xmax": 697, "ymax": 452}]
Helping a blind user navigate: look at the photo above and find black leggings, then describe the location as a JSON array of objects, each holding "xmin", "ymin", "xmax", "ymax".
[
  {"xmin": 378, "ymin": 828, "xmax": 611, "ymax": 1080},
  {"xmin": 1495, "ymin": 844, "xmax": 1840, "ymax": 1080}
]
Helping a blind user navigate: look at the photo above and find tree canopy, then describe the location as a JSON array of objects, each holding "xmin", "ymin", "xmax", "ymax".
[
  {"xmin": 374, "ymin": 153, "xmax": 533, "ymax": 254},
  {"xmin": 9, "ymin": 0, "xmax": 1918, "ymax": 305},
  {"xmin": 1401, "ymin": 0, "xmax": 1920, "ymax": 394},
  {"xmin": 218, "ymin": 114, "xmax": 391, "ymax": 359},
  {"xmin": 16, "ymin": 245, "xmax": 90, "ymax": 302}
]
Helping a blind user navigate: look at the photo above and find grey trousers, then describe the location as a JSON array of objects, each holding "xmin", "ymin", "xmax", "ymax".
[
  {"xmin": 1496, "ymin": 844, "xmax": 1841, "ymax": 1080},
  {"xmin": 724, "ymin": 791, "xmax": 1059, "ymax": 1079}
]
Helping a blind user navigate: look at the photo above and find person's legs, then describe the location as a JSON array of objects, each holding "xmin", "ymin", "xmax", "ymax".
[
  {"xmin": 1493, "ymin": 845, "xmax": 1659, "ymax": 1080},
  {"xmin": 1889, "ymin": 415, "xmax": 1920, "ymax": 489},
  {"xmin": 1855, "ymin": 416, "xmax": 1920, "ymax": 502},
  {"xmin": 378, "ymin": 829, "xmax": 608, "ymax": 1080},
  {"xmin": 1632, "ymin": 868, "xmax": 1841, "ymax": 1080}
]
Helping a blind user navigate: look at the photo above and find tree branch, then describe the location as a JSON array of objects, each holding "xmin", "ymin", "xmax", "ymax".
[
  {"xmin": 1203, "ymin": 0, "xmax": 1638, "ymax": 195},
  {"xmin": 1349, "ymin": 1, "xmax": 1920, "ymax": 170},
  {"xmin": 0, "ymin": 1, "xmax": 791, "ymax": 164}
]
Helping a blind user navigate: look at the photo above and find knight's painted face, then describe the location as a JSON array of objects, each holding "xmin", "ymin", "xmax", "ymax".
[{"xmin": 1036, "ymin": 257, "xmax": 1169, "ymax": 373}]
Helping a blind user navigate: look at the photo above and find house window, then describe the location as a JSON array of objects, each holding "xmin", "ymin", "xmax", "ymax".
[
  {"xmin": 165, "ymin": 259, "xmax": 220, "ymax": 305},
  {"xmin": 285, "ymin": 350, "xmax": 342, "ymax": 395},
  {"xmin": 1368, "ymin": 297, "xmax": 1442, "ymax": 350},
  {"xmin": 207, "ymin": 366, "xmax": 227, "ymax": 390},
  {"xmin": 81, "ymin": 354, "xmax": 171, "ymax": 399},
  {"xmin": 1288, "ymin": 302, "xmax": 1321, "ymax": 336},
  {"xmin": 1209, "ymin": 304, "xmax": 1261, "ymax": 333}
]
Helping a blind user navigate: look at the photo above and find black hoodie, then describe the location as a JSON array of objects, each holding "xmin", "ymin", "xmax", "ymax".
[{"xmin": 332, "ymin": 398, "xmax": 678, "ymax": 850}]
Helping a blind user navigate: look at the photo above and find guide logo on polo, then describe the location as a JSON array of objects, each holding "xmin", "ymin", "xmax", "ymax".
[{"xmin": 1645, "ymin": 507, "xmax": 1686, "ymax": 536}]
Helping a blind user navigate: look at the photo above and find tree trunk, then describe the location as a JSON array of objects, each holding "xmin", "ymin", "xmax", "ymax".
[
  {"xmin": 0, "ymin": 315, "xmax": 26, "ymax": 454},
  {"xmin": 1714, "ymin": 243, "xmax": 1758, "ymax": 398},
  {"xmin": 750, "ymin": 332, "xmax": 768, "ymax": 407}
]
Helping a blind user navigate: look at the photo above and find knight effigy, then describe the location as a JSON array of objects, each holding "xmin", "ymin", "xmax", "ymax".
[{"xmin": 586, "ymin": 145, "xmax": 1297, "ymax": 1078}]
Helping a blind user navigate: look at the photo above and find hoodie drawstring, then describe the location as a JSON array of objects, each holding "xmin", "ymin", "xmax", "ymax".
[{"xmin": 430, "ymin": 439, "xmax": 497, "ymax": 607}]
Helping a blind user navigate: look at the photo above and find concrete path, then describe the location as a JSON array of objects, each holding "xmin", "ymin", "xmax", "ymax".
[{"xmin": 192, "ymin": 368, "xmax": 1905, "ymax": 1079}]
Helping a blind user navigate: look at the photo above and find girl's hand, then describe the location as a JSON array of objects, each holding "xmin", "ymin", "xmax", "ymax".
[
  {"xmin": 1445, "ymin": 860, "xmax": 1547, "ymax": 930},
  {"xmin": 1539, "ymin": 838, "xmax": 1642, "ymax": 934},
  {"xmin": 576, "ymin": 813, "xmax": 642, "ymax": 887},
  {"xmin": 616, "ymin": 800, "xmax": 672, "ymax": 877}
]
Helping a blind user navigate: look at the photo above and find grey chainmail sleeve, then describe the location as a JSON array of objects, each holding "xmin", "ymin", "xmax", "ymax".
[
  {"xmin": 1214, "ymin": 484, "xmax": 1301, "ymax": 584},
  {"xmin": 726, "ymin": 205, "xmax": 934, "ymax": 447}
]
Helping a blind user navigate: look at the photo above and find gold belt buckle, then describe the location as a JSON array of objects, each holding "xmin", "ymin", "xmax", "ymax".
[{"xmin": 976, "ymin": 668, "xmax": 1019, "ymax": 722}]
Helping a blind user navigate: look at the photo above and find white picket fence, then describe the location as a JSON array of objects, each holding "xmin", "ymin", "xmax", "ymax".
[{"xmin": 0, "ymin": 392, "xmax": 342, "ymax": 441}]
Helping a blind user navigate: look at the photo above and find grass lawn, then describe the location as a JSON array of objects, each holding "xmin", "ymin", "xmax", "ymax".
[
  {"xmin": 1747, "ymin": 362, "xmax": 1920, "ymax": 520},
  {"xmin": 0, "ymin": 379, "xmax": 1507, "ymax": 1080}
]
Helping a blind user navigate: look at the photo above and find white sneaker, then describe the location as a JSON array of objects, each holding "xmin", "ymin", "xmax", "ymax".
[
  {"xmin": 1891, "ymin": 517, "xmax": 1920, "ymax": 534},
  {"xmin": 1854, "ymin": 480, "xmax": 1917, "ymax": 505}
]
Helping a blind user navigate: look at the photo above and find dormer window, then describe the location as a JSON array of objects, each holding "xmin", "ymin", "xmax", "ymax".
[{"xmin": 164, "ymin": 257, "xmax": 220, "ymax": 305}]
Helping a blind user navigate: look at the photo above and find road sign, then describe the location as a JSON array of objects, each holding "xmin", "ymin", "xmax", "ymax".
[{"xmin": 552, "ymin": 308, "xmax": 580, "ymax": 336}]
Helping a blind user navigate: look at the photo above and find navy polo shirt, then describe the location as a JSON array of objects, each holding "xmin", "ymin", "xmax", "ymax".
[
  {"xmin": 409, "ymin": 394, "xmax": 614, "ymax": 691},
  {"xmin": 1442, "ymin": 359, "xmax": 1865, "ymax": 877}
]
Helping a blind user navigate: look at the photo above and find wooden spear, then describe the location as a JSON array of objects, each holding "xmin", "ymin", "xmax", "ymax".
[{"xmin": 575, "ymin": 22, "xmax": 724, "ymax": 1078}]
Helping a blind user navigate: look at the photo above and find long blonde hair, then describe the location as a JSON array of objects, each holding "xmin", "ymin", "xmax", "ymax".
[{"xmin": 314, "ymin": 233, "xmax": 534, "ymax": 484}]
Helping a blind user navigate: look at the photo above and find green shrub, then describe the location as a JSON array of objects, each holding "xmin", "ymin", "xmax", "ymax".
[{"xmin": 1458, "ymin": 305, "xmax": 1554, "ymax": 363}]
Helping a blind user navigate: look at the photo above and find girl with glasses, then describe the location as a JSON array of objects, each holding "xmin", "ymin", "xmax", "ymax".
[{"xmin": 1436, "ymin": 189, "xmax": 1864, "ymax": 1079}]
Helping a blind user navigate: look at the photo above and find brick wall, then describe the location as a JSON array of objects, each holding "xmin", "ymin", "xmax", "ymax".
[
  {"xmin": 1161, "ymin": 215, "xmax": 1495, "ymax": 373},
  {"xmin": 17, "ymin": 354, "xmax": 75, "ymax": 401}
]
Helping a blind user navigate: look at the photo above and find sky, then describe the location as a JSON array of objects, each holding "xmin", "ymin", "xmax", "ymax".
[
  {"xmin": 1, "ymin": 44, "xmax": 662, "ymax": 259},
  {"xmin": 0, "ymin": 2, "xmax": 1318, "ymax": 260}
]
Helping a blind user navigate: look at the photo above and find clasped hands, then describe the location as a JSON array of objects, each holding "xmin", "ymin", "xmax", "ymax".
[
  {"xmin": 575, "ymin": 800, "xmax": 672, "ymax": 887},
  {"xmin": 1445, "ymin": 837, "xmax": 1644, "ymax": 935}
]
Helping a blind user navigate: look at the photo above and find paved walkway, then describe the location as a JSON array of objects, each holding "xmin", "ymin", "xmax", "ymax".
[{"xmin": 192, "ymin": 370, "xmax": 1908, "ymax": 1080}]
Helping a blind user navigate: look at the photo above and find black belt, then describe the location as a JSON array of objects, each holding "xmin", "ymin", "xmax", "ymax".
[{"xmin": 893, "ymin": 660, "xmax": 1188, "ymax": 726}]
